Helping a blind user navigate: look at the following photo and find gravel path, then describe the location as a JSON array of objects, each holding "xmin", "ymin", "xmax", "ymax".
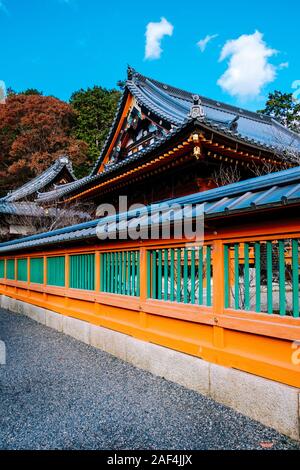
[{"xmin": 0, "ymin": 308, "xmax": 299, "ymax": 450}]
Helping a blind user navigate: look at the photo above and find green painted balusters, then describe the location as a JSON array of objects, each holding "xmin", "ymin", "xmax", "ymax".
[
  {"xmin": 164, "ymin": 249, "xmax": 168, "ymax": 301},
  {"xmin": 70, "ymin": 254, "xmax": 95, "ymax": 290},
  {"xmin": 0, "ymin": 259, "xmax": 5, "ymax": 279},
  {"xmin": 244, "ymin": 243, "xmax": 250, "ymax": 311},
  {"xmin": 176, "ymin": 248, "xmax": 181, "ymax": 303},
  {"xmin": 100, "ymin": 251, "xmax": 140, "ymax": 297},
  {"xmin": 30, "ymin": 257, "xmax": 44, "ymax": 284},
  {"xmin": 190, "ymin": 249, "xmax": 195, "ymax": 304},
  {"xmin": 183, "ymin": 249, "xmax": 188, "ymax": 303},
  {"xmin": 6, "ymin": 259, "xmax": 15, "ymax": 280},
  {"xmin": 224, "ymin": 244, "xmax": 230, "ymax": 309},
  {"xmin": 254, "ymin": 242, "xmax": 261, "ymax": 313},
  {"xmin": 206, "ymin": 246, "xmax": 212, "ymax": 307},
  {"xmin": 198, "ymin": 247, "xmax": 203, "ymax": 306},
  {"xmin": 147, "ymin": 246, "xmax": 212, "ymax": 307},
  {"xmin": 278, "ymin": 240, "xmax": 286, "ymax": 316},
  {"xmin": 292, "ymin": 239, "xmax": 299, "ymax": 318},
  {"xmin": 170, "ymin": 249, "xmax": 175, "ymax": 302},
  {"xmin": 266, "ymin": 241, "xmax": 273, "ymax": 314},
  {"xmin": 17, "ymin": 258, "xmax": 28, "ymax": 282},
  {"xmin": 234, "ymin": 244, "xmax": 239, "ymax": 310}
]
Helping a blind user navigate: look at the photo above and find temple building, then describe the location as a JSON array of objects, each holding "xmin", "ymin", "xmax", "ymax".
[
  {"xmin": 2, "ymin": 67, "xmax": 300, "ymax": 225},
  {"xmin": 32, "ymin": 67, "xmax": 300, "ymax": 208},
  {"xmin": 0, "ymin": 156, "xmax": 89, "ymax": 241}
]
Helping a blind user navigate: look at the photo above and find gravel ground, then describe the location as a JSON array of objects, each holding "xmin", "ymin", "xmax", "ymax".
[{"xmin": 0, "ymin": 308, "xmax": 299, "ymax": 451}]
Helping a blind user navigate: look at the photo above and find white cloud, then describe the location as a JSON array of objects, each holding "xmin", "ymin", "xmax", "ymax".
[
  {"xmin": 279, "ymin": 62, "xmax": 289, "ymax": 69},
  {"xmin": 145, "ymin": 17, "xmax": 174, "ymax": 60},
  {"xmin": 217, "ymin": 31, "xmax": 277, "ymax": 100},
  {"xmin": 197, "ymin": 34, "xmax": 218, "ymax": 52}
]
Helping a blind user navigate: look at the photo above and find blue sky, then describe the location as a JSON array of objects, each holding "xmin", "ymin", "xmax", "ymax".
[{"xmin": 0, "ymin": 0, "xmax": 299, "ymax": 110}]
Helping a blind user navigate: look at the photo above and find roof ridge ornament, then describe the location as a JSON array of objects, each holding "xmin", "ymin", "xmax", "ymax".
[
  {"xmin": 229, "ymin": 115, "xmax": 240, "ymax": 132},
  {"xmin": 127, "ymin": 65, "xmax": 137, "ymax": 80},
  {"xmin": 189, "ymin": 95, "xmax": 205, "ymax": 120}
]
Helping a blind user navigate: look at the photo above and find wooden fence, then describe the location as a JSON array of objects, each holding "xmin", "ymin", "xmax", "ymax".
[{"xmin": 0, "ymin": 219, "xmax": 299, "ymax": 388}]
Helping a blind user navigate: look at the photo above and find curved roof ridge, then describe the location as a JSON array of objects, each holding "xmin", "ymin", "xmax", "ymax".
[
  {"xmin": 134, "ymin": 71, "xmax": 274, "ymax": 124},
  {"xmin": 1, "ymin": 156, "xmax": 76, "ymax": 203}
]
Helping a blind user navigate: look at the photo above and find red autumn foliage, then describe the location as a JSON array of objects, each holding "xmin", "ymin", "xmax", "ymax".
[{"xmin": 0, "ymin": 93, "xmax": 88, "ymax": 194}]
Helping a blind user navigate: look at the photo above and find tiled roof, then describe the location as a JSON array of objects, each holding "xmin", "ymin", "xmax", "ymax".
[
  {"xmin": 23, "ymin": 69, "xmax": 300, "ymax": 204},
  {"xmin": 0, "ymin": 156, "xmax": 76, "ymax": 203},
  {"xmin": 127, "ymin": 71, "xmax": 300, "ymax": 152},
  {"xmin": 90, "ymin": 69, "xmax": 300, "ymax": 175},
  {"xmin": 0, "ymin": 201, "xmax": 91, "ymax": 220},
  {"xmin": 1, "ymin": 166, "xmax": 300, "ymax": 253}
]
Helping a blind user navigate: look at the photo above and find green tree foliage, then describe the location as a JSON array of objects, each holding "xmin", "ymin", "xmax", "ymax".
[
  {"xmin": 70, "ymin": 86, "xmax": 121, "ymax": 174},
  {"xmin": 258, "ymin": 90, "xmax": 300, "ymax": 133}
]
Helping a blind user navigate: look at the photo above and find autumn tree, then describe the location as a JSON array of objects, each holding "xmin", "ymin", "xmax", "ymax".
[
  {"xmin": 70, "ymin": 86, "xmax": 120, "ymax": 173},
  {"xmin": 0, "ymin": 93, "xmax": 88, "ymax": 194}
]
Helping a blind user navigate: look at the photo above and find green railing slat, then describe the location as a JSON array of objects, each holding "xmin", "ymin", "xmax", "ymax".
[
  {"xmin": 170, "ymin": 249, "xmax": 175, "ymax": 302},
  {"xmin": 244, "ymin": 243, "xmax": 250, "ymax": 311},
  {"xmin": 147, "ymin": 251, "xmax": 151, "ymax": 298},
  {"xmin": 164, "ymin": 249, "xmax": 168, "ymax": 301},
  {"xmin": 278, "ymin": 240, "xmax": 286, "ymax": 316},
  {"xmin": 206, "ymin": 246, "xmax": 212, "ymax": 307},
  {"xmin": 254, "ymin": 243, "xmax": 261, "ymax": 313},
  {"xmin": 6, "ymin": 259, "xmax": 15, "ymax": 280},
  {"xmin": 118, "ymin": 252, "xmax": 121, "ymax": 294},
  {"xmin": 152, "ymin": 251, "xmax": 157, "ymax": 299},
  {"xmin": 266, "ymin": 241, "xmax": 273, "ymax": 314},
  {"xmin": 198, "ymin": 247, "xmax": 203, "ymax": 305},
  {"xmin": 30, "ymin": 257, "xmax": 44, "ymax": 284},
  {"xmin": 191, "ymin": 249, "xmax": 195, "ymax": 304},
  {"xmin": 131, "ymin": 252, "xmax": 135, "ymax": 296},
  {"xmin": 107, "ymin": 253, "xmax": 111, "ymax": 293},
  {"xmin": 234, "ymin": 244, "xmax": 239, "ymax": 310},
  {"xmin": 70, "ymin": 254, "xmax": 94, "ymax": 290},
  {"xmin": 224, "ymin": 244, "xmax": 230, "ymax": 308},
  {"xmin": 126, "ymin": 251, "xmax": 129, "ymax": 295},
  {"xmin": 111, "ymin": 252, "xmax": 114, "ymax": 293},
  {"xmin": 100, "ymin": 251, "xmax": 139, "ymax": 297},
  {"xmin": 136, "ymin": 252, "xmax": 140, "ymax": 296},
  {"xmin": 17, "ymin": 258, "xmax": 28, "ymax": 282},
  {"xmin": 0, "ymin": 260, "xmax": 5, "ymax": 279},
  {"xmin": 114, "ymin": 253, "xmax": 118, "ymax": 293},
  {"xmin": 292, "ymin": 239, "xmax": 299, "ymax": 318},
  {"xmin": 122, "ymin": 252, "xmax": 126, "ymax": 295},
  {"xmin": 183, "ymin": 249, "xmax": 188, "ymax": 304},
  {"xmin": 104, "ymin": 253, "xmax": 107, "ymax": 292},
  {"xmin": 157, "ymin": 250, "xmax": 162, "ymax": 300},
  {"xmin": 176, "ymin": 248, "xmax": 181, "ymax": 303}
]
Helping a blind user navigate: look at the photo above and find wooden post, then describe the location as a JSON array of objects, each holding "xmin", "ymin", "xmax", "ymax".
[
  {"xmin": 212, "ymin": 240, "xmax": 225, "ymax": 349},
  {"xmin": 212, "ymin": 240, "xmax": 225, "ymax": 315},
  {"xmin": 139, "ymin": 246, "xmax": 148, "ymax": 340}
]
